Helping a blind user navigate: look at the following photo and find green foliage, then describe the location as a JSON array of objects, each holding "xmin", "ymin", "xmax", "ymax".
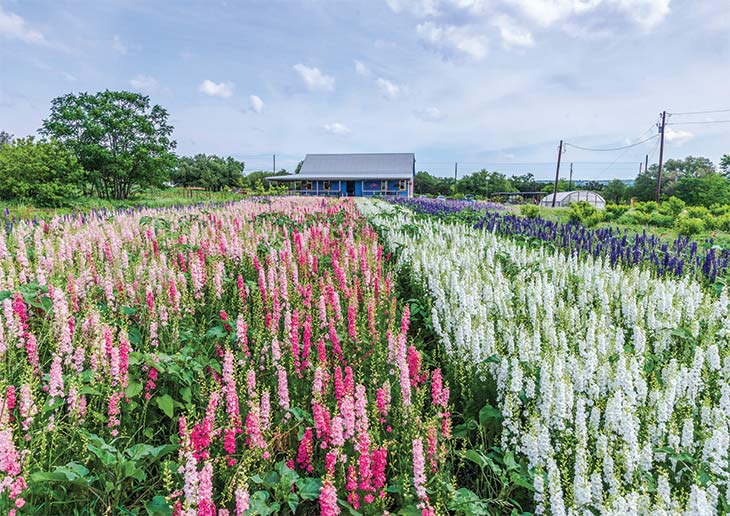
[
  {"xmin": 634, "ymin": 201, "xmax": 658, "ymax": 214},
  {"xmin": 675, "ymin": 216, "xmax": 705, "ymax": 236},
  {"xmin": 172, "ymin": 154, "xmax": 244, "ymax": 191},
  {"xmin": 509, "ymin": 173, "xmax": 540, "ymax": 193},
  {"xmin": 415, "ymin": 171, "xmax": 452, "ymax": 196},
  {"xmin": 520, "ymin": 204, "xmax": 540, "ymax": 219},
  {"xmin": 603, "ymin": 179, "xmax": 628, "ymax": 203},
  {"xmin": 41, "ymin": 90, "xmax": 176, "ymax": 200},
  {"xmin": 0, "ymin": 136, "xmax": 84, "ymax": 207},
  {"xmin": 673, "ymin": 173, "xmax": 730, "ymax": 207},
  {"xmin": 659, "ymin": 196, "xmax": 686, "ymax": 217},
  {"xmin": 648, "ymin": 212, "xmax": 674, "ymax": 228},
  {"xmin": 717, "ymin": 213, "xmax": 730, "ymax": 232},
  {"xmin": 721, "ymin": 155, "xmax": 730, "ymax": 176},
  {"xmin": 633, "ymin": 156, "xmax": 717, "ymax": 201},
  {"xmin": 541, "ymin": 180, "xmax": 571, "ymax": 194},
  {"xmin": 458, "ymin": 170, "xmax": 517, "ymax": 198},
  {"xmin": 568, "ymin": 201, "xmax": 604, "ymax": 227},
  {"xmin": 604, "ymin": 203, "xmax": 630, "ymax": 220}
]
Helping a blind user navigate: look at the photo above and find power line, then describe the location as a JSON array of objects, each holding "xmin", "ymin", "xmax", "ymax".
[
  {"xmin": 564, "ymin": 133, "xmax": 658, "ymax": 152},
  {"xmin": 669, "ymin": 108, "xmax": 730, "ymax": 116},
  {"xmin": 667, "ymin": 119, "xmax": 730, "ymax": 126}
]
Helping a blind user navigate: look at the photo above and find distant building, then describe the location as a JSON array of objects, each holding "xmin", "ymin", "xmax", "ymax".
[
  {"xmin": 540, "ymin": 190, "xmax": 606, "ymax": 209},
  {"xmin": 266, "ymin": 153, "xmax": 415, "ymax": 197}
]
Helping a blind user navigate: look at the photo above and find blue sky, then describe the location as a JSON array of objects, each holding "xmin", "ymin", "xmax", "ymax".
[{"xmin": 1, "ymin": 0, "xmax": 729, "ymax": 179}]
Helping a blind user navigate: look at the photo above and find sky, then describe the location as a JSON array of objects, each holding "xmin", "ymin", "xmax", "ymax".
[{"xmin": 1, "ymin": 0, "xmax": 729, "ymax": 180}]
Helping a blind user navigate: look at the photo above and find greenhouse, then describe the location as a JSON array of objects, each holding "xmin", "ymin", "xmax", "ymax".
[{"xmin": 539, "ymin": 190, "xmax": 606, "ymax": 209}]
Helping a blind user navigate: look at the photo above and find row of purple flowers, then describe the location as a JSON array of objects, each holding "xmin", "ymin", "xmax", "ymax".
[{"xmin": 388, "ymin": 197, "xmax": 729, "ymax": 284}]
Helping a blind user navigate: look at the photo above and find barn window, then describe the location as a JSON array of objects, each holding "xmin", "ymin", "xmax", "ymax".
[
  {"xmin": 399, "ymin": 179, "xmax": 408, "ymax": 191},
  {"xmin": 304, "ymin": 181, "xmax": 313, "ymax": 191},
  {"xmin": 381, "ymin": 180, "xmax": 388, "ymax": 191},
  {"xmin": 323, "ymin": 180, "xmax": 331, "ymax": 191}
]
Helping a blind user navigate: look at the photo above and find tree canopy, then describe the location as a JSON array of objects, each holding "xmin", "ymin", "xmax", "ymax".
[
  {"xmin": 0, "ymin": 137, "xmax": 84, "ymax": 207},
  {"xmin": 172, "ymin": 154, "xmax": 244, "ymax": 191},
  {"xmin": 41, "ymin": 90, "xmax": 176, "ymax": 200}
]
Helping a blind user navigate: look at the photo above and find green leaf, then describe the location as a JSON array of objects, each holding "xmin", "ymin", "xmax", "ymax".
[
  {"xmin": 88, "ymin": 444, "xmax": 117, "ymax": 467},
  {"xmin": 180, "ymin": 386, "xmax": 192, "ymax": 403},
  {"xmin": 286, "ymin": 492, "xmax": 299, "ymax": 513},
  {"xmin": 146, "ymin": 496, "xmax": 172, "ymax": 516},
  {"xmin": 156, "ymin": 394, "xmax": 175, "ymax": 419},
  {"xmin": 478, "ymin": 403, "xmax": 503, "ymax": 427},
  {"xmin": 126, "ymin": 380, "xmax": 143, "ymax": 398},
  {"xmin": 121, "ymin": 305, "xmax": 137, "ymax": 316},
  {"xmin": 296, "ymin": 477, "xmax": 323, "ymax": 501}
]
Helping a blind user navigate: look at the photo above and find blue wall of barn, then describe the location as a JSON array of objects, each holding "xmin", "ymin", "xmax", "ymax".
[{"xmin": 297, "ymin": 179, "xmax": 409, "ymax": 197}]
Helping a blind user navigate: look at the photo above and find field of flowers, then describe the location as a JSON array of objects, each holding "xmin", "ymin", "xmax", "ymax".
[
  {"xmin": 360, "ymin": 199, "xmax": 730, "ymax": 514},
  {"xmin": 0, "ymin": 198, "xmax": 456, "ymax": 514}
]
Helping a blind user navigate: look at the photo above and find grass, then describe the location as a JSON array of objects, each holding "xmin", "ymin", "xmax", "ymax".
[{"xmin": 0, "ymin": 188, "xmax": 246, "ymax": 221}]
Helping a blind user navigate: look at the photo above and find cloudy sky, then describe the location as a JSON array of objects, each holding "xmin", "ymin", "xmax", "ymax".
[{"xmin": 1, "ymin": 0, "xmax": 729, "ymax": 179}]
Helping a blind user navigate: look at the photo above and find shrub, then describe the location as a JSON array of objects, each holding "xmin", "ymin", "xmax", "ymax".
[
  {"xmin": 717, "ymin": 213, "xmax": 730, "ymax": 232},
  {"xmin": 605, "ymin": 204, "xmax": 630, "ymax": 220},
  {"xmin": 648, "ymin": 212, "xmax": 675, "ymax": 228},
  {"xmin": 0, "ymin": 137, "xmax": 84, "ymax": 207},
  {"xmin": 568, "ymin": 201, "xmax": 604, "ymax": 227},
  {"xmin": 520, "ymin": 204, "xmax": 540, "ymax": 218},
  {"xmin": 634, "ymin": 201, "xmax": 658, "ymax": 214},
  {"xmin": 659, "ymin": 196, "xmax": 686, "ymax": 218},
  {"xmin": 686, "ymin": 206, "xmax": 710, "ymax": 219},
  {"xmin": 675, "ymin": 216, "xmax": 705, "ymax": 236},
  {"xmin": 709, "ymin": 203, "xmax": 730, "ymax": 216},
  {"xmin": 617, "ymin": 210, "xmax": 651, "ymax": 226}
]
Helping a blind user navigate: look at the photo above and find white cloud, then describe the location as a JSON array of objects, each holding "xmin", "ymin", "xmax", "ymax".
[
  {"xmin": 414, "ymin": 107, "xmax": 445, "ymax": 121},
  {"xmin": 385, "ymin": 0, "xmax": 439, "ymax": 16},
  {"xmin": 377, "ymin": 78, "xmax": 403, "ymax": 99},
  {"xmin": 417, "ymin": 21, "xmax": 488, "ymax": 59},
  {"xmin": 355, "ymin": 60, "xmax": 370, "ymax": 76},
  {"xmin": 112, "ymin": 34, "xmax": 128, "ymax": 54},
  {"xmin": 199, "ymin": 80, "xmax": 234, "ymax": 98},
  {"xmin": 293, "ymin": 64, "xmax": 335, "ymax": 92},
  {"xmin": 506, "ymin": 0, "xmax": 670, "ymax": 28},
  {"xmin": 664, "ymin": 127, "xmax": 693, "ymax": 143},
  {"xmin": 249, "ymin": 94, "xmax": 264, "ymax": 113},
  {"xmin": 130, "ymin": 74, "xmax": 158, "ymax": 93},
  {"xmin": 0, "ymin": 6, "xmax": 45, "ymax": 44},
  {"xmin": 322, "ymin": 122, "xmax": 352, "ymax": 135},
  {"xmin": 615, "ymin": 0, "xmax": 671, "ymax": 29},
  {"xmin": 493, "ymin": 15, "xmax": 535, "ymax": 48}
]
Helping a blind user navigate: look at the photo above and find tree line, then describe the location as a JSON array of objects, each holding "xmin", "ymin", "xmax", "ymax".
[
  {"xmin": 0, "ymin": 90, "xmax": 286, "ymax": 207},
  {"xmin": 416, "ymin": 155, "xmax": 730, "ymax": 207}
]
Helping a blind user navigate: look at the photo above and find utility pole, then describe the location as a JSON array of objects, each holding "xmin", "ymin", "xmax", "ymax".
[
  {"xmin": 569, "ymin": 162, "xmax": 573, "ymax": 191},
  {"xmin": 639, "ymin": 162, "xmax": 643, "ymax": 174},
  {"xmin": 655, "ymin": 111, "xmax": 667, "ymax": 202},
  {"xmin": 454, "ymin": 162, "xmax": 458, "ymax": 194},
  {"xmin": 645, "ymin": 154, "xmax": 649, "ymax": 175},
  {"xmin": 552, "ymin": 140, "xmax": 563, "ymax": 208},
  {"xmin": 273, "ymin": 154, "xmax": 276, "ymax": 173}
]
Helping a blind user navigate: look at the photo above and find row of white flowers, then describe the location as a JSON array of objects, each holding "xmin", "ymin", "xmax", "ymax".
[{"xmin": 359, "ymin": 199, "xmax": 730, "ymax": 515}]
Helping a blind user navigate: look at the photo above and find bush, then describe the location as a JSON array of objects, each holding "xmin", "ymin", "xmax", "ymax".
[
  {"xmin": 0, "ymin": 137, "xmax": 83, "ymax": 207},
  {"xmin": 568, "ymin": 201, "xmax": 604, "ymax": 227},
  {"xmin": 617, "ymin": 210, "xmax": 651, "ymax": 226},
  {"xmin": 605, "ymin": 204, "xmax": 630, "ymax": 221},
  {"xmin": 520, "ymin": 204, "xmax": 540, "ymax": 218},
  {"xmin": 717, "ymin": 213, "xmax": 730, "ymax": 232},
  {"xmin": 659, "ymin": 196, "xmax": 686, "ymax": 218},
  {"xmin": 648, "ymin": 212, "xmax": 675, "ymax": 228},
  {"xmin": 675, "ymin": 216, "xmax": 705, "ymax": 236},
  {"xmin": 709, "ymin": 203, "xmax": 730, "ymax": 216},
  {"xmin": 634, "ymin": 201, "xmax": 658, "ymax": 214}
]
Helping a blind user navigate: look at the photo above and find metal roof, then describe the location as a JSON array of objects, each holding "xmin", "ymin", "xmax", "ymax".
[
  {"xmin": 267, "ymin": 153, "xmax": 414, "ymax": 181},
  {"xmin": 540, "ymin": 190, "xmax": 606, "ymax": 205}
]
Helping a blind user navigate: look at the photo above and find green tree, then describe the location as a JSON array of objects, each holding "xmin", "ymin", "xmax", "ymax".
[
  {"xmin": 294, "ymin": 160, "xmax": 304, "ymax": 174},
  {"xmin": 603, "ymin": 179, "xmax": 628, "ymax": 203},
  {"xmin": 415, "ymin": 171, "xmax": 451, "ymax": 196},
  {"xmin": 632, "ymin": 156, "xmax": 716, "ymax": 201},
  {"xmin": 510, "ymin": 173, "xmax": 541, "ymax": 192},
  {"xmin": 583, "ymin": 180, "xmax": 605, "ymax": 192},
  {"xmin": 41, "ymin": 90, "xmax": 176, "ymax": 199},
  {"xmin": 0, "ymin": 137, "xmax": 84, "ymax": 207},
  {"xmin": 721, "ymin": 155, "xmax": 730, "ymax": 176},
  {"xmin": 457, "ymin": 170, "xmax": 516, "ymax": 197},
  {"xmin": 173, "ymin": 154, "xmax": 244, "ymax": 191},
  {"xmin": 541, "ymin": 179, "xmax": 571, "ymax": 194},
  {"xmin": 0, "ymin": 131, "xmax": 12, "ymax": 148},
  {"xmin": 673, "ymin": 173, "xmax": 730, "ymax": 207}
]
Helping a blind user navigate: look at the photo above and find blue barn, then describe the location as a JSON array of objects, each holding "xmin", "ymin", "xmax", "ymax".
[{"xmin": 266, "ymin": 153, "xmax": 415, "ymax": 197}]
